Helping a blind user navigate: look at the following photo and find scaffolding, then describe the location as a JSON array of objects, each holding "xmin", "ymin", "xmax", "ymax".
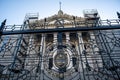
[{"xmin": 0, "ymin": 10, "xmax": 120, "ymax": 80}]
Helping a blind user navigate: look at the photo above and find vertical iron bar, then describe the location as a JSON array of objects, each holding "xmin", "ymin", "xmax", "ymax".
[
  {"xmin": 57, "ymin": 32, "xmax": 63, "ymax": 46},
  {"xmin": 57, "ymin": 32, "xmax": 65, "ymax": 80}
]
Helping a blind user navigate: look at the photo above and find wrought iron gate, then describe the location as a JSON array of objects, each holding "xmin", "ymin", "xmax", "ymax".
[{"xmin": 0, "ymin": 18, "xmax": 120, "ymax": 80}]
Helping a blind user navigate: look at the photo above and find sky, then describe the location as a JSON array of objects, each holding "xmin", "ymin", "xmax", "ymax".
[{"xmin": 0, "ymin": 0, "xmax": 120, "ymax": 25}]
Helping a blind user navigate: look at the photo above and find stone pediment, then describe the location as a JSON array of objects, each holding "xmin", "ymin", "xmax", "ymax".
[{"xmin": 29, "ymin": 10, "xmax": 85, "ymax": 29}]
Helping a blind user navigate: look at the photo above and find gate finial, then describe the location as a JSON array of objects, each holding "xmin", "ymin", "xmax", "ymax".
[{"xmin": 59, "ymin": 1, "xmax": 62, "ymax": 10}]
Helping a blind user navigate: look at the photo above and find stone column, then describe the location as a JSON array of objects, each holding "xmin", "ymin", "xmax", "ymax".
[
  {"xmin": 66, "ymin": 32, "xmax": 70, "ymax": 45},
  {"xmin": 89, "ymin": 31, "xmax": 99, "ymax": 52},
  {"xmin": 77, "ymin": 32, "xmax": 86, "ymax": 79},
  {"xmin": 26, "ymin": 35, "xmax": 34, "ymax": 69},
  {"xmin": 39, "ymin": 34, "xmax": 46, "ymax": 80},
  {"xmin": 78, "ymin": 32, "xmax": 85, "ymax": 53},
  {"xmin": 89, "ymin": 31, "xmax": 102, "ymax": 70},
  {"xmin": 40, "ymin": 34, "xmax": 45, "ymax": 70},
  {"xmin": 53, "ymin": 33, "xmax": 58, "ymax": 48},
  {"xmin": 65, "ymin": 32, "xmax": 73, "ymax": 69}
]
